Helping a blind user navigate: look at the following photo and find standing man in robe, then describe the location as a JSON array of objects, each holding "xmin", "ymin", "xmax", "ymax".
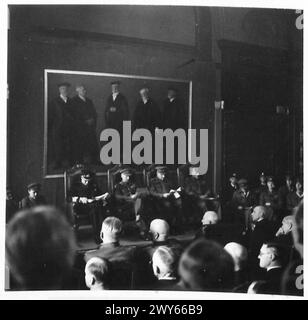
[
  {"xmin": 49, "ymin": 82, "xmax": 74, "ymax": 168},
  {"xmin": 71, "ymin": 84, "xmax": 99, "ymax": 164}
]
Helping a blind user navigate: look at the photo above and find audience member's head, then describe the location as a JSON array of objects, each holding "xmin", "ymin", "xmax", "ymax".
[
  {"xmin": 139, "ymin": 86, "xmax": 150, "ymax": 100},
  {"xmin": 285, "ymin": 175, "xmax": 293, "ymax": 188},
  {"xmin": 251, "ymin": 206, "xmax": 266, "ymax": 223},
  {"xmin": 276, "ymin": 215, "xmax": 294, "ymax": 237},
  {"xmin": 295, "ymin": 178, "xmax": 303, "ymax": 194},
  {"xmin": 100, "ymin": 216, "xmax": 123, "ymax": 244},
  {"xmin": 6, "ymin": 206, "xmax": 76, "ymax": 290},
  {"xmin": 80, "ymin": 170, "xmax": 94, "ymax": 186},
  {"xmin": 149, "ymin": 219, "xmax": 170, "ymax": 242},
  {"xmin": 58, "ymin": 82, "xmax": 70, "ymax": 97},
  {"xmin": 267, "ymin": 176, "xmax": 275, "ymax": 191},
  {"xmin": 201, "ymin": 211, "xmax": 219, "ymax": 226},
  {"xmin": 152, "ymin": 246, "xmax": 180, "ymax": 280},
  {"xmin": 167, "ymin": 86, "xmax": 177, "ymax": 100},
  {"xmin": 292, "ymin": 200, "xmax": 303, "ymax": 258},
  {"xmin": 85, "ymin": 257, "xmax": 111, "ymax": 290},
  {"xmin": 259, "ymin": 172, "xmax": 266, "ymax": 185},
  {"xmin": 238, "ymin": 179, "xmax": 249, "ymax": 192},
  {"xmin": 224, "ymin": 242, "xmax": 248, "ymax": 272},
  {"xmin": 27, "ymin": 182, "xmax": 41, "ymax": 200},
  {"xmin": 229, "ymin": 173, "xmax": 237, "ymax": 185},
  {"xmin": 178, "ymin": 239, "xmax": 234, "ymax": 291},
  {"xmin": 258, "ymin": 242, "xmax": 285, "ymax": 270},
  {"xmin": 247, "ymin": 281, "xmax": 268, "ymax": 294},
  {"xmin": 120, "ymin": 168, "xmax": 133, "ymax": 183}
]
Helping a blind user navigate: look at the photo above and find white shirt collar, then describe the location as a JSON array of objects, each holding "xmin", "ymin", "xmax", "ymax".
[
  {"xmin": 267, "ymin": 266, "xmax": 282, "ymax": 271},
  {"xmin": 60, "ymin": 94, "xmax": 68, "ymax": 103},
  {"xmin": 78, "ymin": 95, "xmax": 86, "ymax": 102},
  {"xmin": 142, "ymin": 97, "xmax": 149, "ymax": 104},
  {"xmin": 112, "ymin": 92, "xmax": 119, "ymax": 101},
  {"xmin": 169, "ymin": 97, "xmax": 175, "ymax": 102}
]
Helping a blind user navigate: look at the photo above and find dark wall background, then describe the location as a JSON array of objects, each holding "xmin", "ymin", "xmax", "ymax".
[{"xmin": 8, "ymin": 5, "xmax": 215, "ymax": 207}]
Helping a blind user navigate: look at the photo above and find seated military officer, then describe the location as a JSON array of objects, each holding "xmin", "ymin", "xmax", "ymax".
[
  {"xmin": 183, "ymin": 165, "xmax": 220, "ymax": 224},
  {"xmin": 231, "ymin": 179, "xmax": 256, "ymax": 230},
  {"xmin": 259, "ymin": 176, "xmax": 280, "ymax": 222},
  {"xmin": 70, "ymin": 169, "xmax": 110, "ymax": 243},
  {"xmin": 19, "ymin": 182, "xmax": 47, "ymax": 209},
  {"xmin": 149, "ymin": 166, "xmax": 182, "ymax": 231},
  {"xmin": 113, "ymin": 168, "xmax": 146, "ymax": 234}
]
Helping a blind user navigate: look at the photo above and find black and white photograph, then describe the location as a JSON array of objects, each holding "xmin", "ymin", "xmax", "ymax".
[{"xmin": 2, "ymin": 0, "xmax": 305, "ymax": 302}]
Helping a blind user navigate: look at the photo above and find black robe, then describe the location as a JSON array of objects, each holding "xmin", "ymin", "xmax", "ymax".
[{"xmin": 162, "ymin": 98, "xmax": 186, "ymax": 130}]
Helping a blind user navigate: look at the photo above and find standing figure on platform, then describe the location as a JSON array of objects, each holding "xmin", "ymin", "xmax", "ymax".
[
  {"xmin": 223, "ymin": 173, "xmax": 238, "ymax": 204},
  {"xmin": 49, "ymin": 82, "xmax": 74, "ymax": 169},
  {"xmin": 133, "ymin": 87, "xmax": 161, "ymax": 133},
  {"xmin": 70, "ymin": 169, "xmax": 110, "ymax": 244},
  {"xmin": 259, "ymin": 176, "xmax": 280, "ymax": 222},
  {"xmin": 149, "ymin": 166, "xmax": 182, "ymax": 231},
  {"xmin": 231, "ymin": 179, "xmax": 256, "ymax": 230},
  {"xmin": 19, "ymin": 183, "xmax": 47, "ymax": 209},
  {"xmin": 71, "ymin": 84, "xmax": 99, "ymax": 164},
  {"xmin": 105, "ymin": 81, "xmax": 129, "ymax": 134},
  {"xmin": 162, "ymin": 87, "xmax": 186, "ymax": 130}
]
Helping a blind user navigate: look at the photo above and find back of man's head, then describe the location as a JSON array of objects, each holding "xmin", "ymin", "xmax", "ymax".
[
  {"xmin": 6, "ymin": 206, "xmax": 76, "ymax": 290},
  {"xmin": 149, "ymin": 219, "xmax": 170, "ymax": 242},
  {"xmin": 251, "ymin": 206, "xmax": 266, "ymax": 222},
  {"xmin": 224, "ymin": 242, "xmax": 248, "ymax": 272},
  {"xmin": 85, "ymin": 257, "xmax": 111, "ymax": 290},
  {"xmin": 152, "ymin": 246, "xmax": 180, "ymax": 279},
  {"xmin": 201, "ymin": 211, "xmax": 219, "ymax": 225},
  {"xmin": 178, "ymin": 239, "xmax": 234, "ymax": 291},
  {"xmin": 101, "ymin": 216, "xmax": 122, "ymax": 243}
]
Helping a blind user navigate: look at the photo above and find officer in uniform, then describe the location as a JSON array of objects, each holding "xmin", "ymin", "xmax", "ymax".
[
  {"xmin": 113, "ymin": 168, "xmax": 144, "ymax": 224},
  {"xmin": 278, "ymin": 174, "xmax": 295, "ymax": 212},
  {"xmin": 105, "ymin": 81, "xmax": 129, "ymax": 134},
  {"xmin": 71, "ymin": 84, "xmax": 99, "ymax": 164},
  {"xmin": 254, "ymin": 172, "xmax": 268, "ymax": 203},
  {"xmin": 19, "ymin": 182, "xmax": 47, "ymax": 209},
  {"xmin": 49, "ymin": 82, "xmax": 75, "ymax": 168},
  {"xmin": 183, "ymin": 165, "xmax": 218, "ymax": 224},
  {"xmin": 231, "ymin": 179, "xmax": 256, "ymax": 230},
  {"xmin": 149, "ymin": 166, "xmax": 182, "ymax": 231},
  {"xmin": 286, "ymin": 178, "xmax": 303, "ymax": 212},
  {"xmin": 259, "ymin": 176, "xmax": 280, "ymax": 222},
  {"xmin": 70, "ymin": 169, "xmax": 110, "ymax": 243}
]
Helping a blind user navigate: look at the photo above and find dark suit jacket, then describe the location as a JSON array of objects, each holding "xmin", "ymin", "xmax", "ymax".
[
  {"xmin": 85, "ymin": 242, "xmax": 138, "ymax": 289},
  {"xmin": 133, "ymin": 98, "xmax": 161, "ymax": 133},
  {"xmin": 105, "ymin": 93, "xmax": 129, "ymax": 132},
  {"xmin": 19, "ymin": 195, "xmax": 47, "ymax": 209},
  {"xmin": 263, "ymin": 267, "xmax": 284, "ymax": 294},
  {"xmin": 195, "ymin": 223, "xmax": 245, "ymax": 247},
  {"xmin": 287, "ymin": 192, "xmax": 303, "ymax": 211},
  {"xmin": 162, "ymin": 98, "xmax": 186, "ymax": 130},
  {"xmin": 249, "ymin": 219, "xmax": 276, "ymax": 260},
  {"xmin": 151, "ymin": 278, "xmax": 179, "ymax": 290}
]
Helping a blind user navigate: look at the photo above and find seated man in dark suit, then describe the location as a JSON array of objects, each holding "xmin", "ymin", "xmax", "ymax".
[
  {"xmin": 138, "ymin": 219, "xmax": 183, "ymax": 288},
  {"xmin": 85, "ymin": 216, "xmax": 138, "ymax": 289},
  {"xmin": 249, "ymin": 206, "xmax": 276, "ymax": 279},
  {"xmin": 257, "ymin": 242, "xmax": 286, "ymax": 295},
  {"xmin": 195, "ymin": 211, "xmax": 245, "ymax": 246},
  {"xmin": 275, "ymin": 215, "xmax": 295, "ymax": 246},
  {"xmin": 70, "ymin": 169, "xmax": 110, "ymax": 243},
  {"xmin": 151, "ymin": 246, "xmax": 182, "ymax": 290},
  {"xmin": 19, "ymin": 182, "xmax": 47, "ymax": 209}
]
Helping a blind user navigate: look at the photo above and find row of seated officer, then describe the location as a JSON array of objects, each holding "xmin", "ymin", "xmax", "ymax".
[{"xmin": 67, "ymin": 164, "xmax": 220, "ymax": 244}]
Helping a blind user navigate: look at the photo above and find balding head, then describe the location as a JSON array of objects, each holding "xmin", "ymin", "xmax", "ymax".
[
  {"xmin": 224, "ymin": 242, "xmax": 248, "ymax": 272},
  {"xmin": 201, "ymin": 211, "xmax": 219, "ymax": 225},
  {"xmin": 100, "ymin": 216, "xmax": 122, "ymax": 243},
  {"xmin": 152, "ymin": 246, "xmax": 180, "ymax": 279},
  {"xmin": 251, "ymin": 206, "xmax": 266, "ymax": 223},
  {"xmin": 149, "ymin": 219, "xmax": 170, "ymax": 242},
  {"xmin": 276, "ymin": 215, "xmax": 295, "ymax": 237}
]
